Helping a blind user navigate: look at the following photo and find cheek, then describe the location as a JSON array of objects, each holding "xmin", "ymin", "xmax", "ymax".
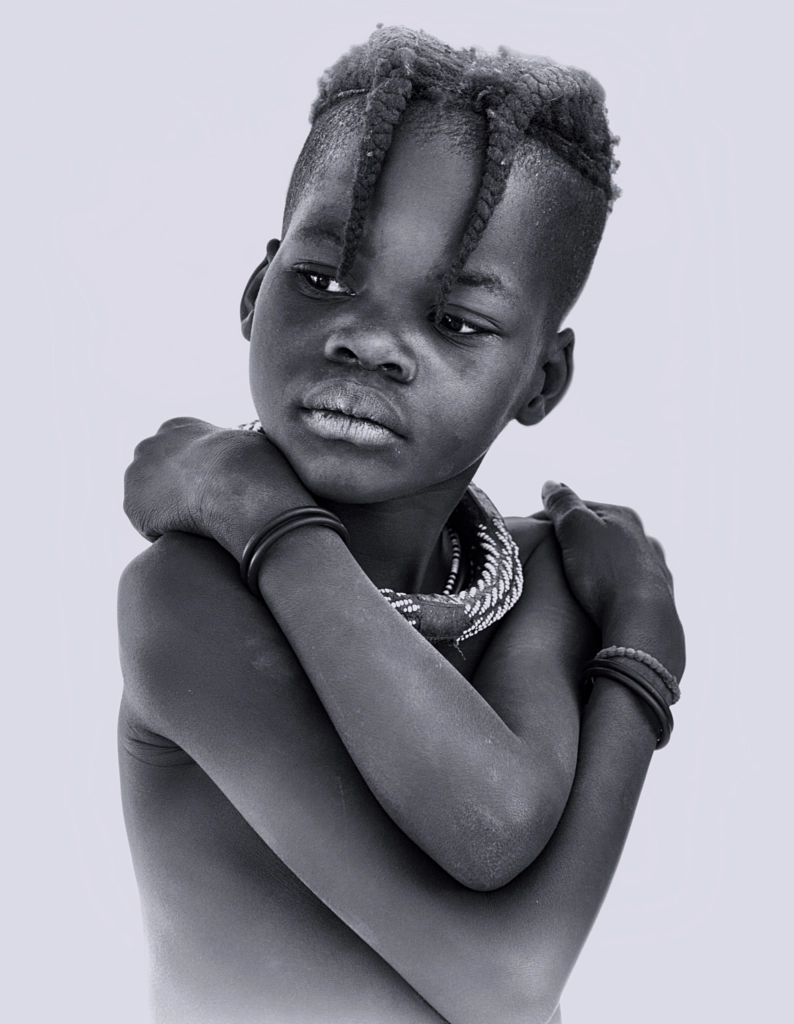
[
  {"xmin": 248, "ymin": 297, "xmax": 306, "ymax": 399},
  {"xmin": 434, "ymin": 364, "xmax": 526, "ymax": 445}
]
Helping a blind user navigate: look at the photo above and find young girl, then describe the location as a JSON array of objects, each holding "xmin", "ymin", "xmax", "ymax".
[{"xmin": 119, "ymin": 26, "xmax": 685, "ymax": 1024}]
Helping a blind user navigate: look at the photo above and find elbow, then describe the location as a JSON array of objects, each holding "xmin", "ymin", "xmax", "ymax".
[
  {"xmin": 448, "ymin": 861, "xmax": 524, "ymax": 893},
  {"xmin": 445, "ymin": 840, "xmax": 534, "ymax": 893},
  {"xmin": 460, "ymin": 948, "xmax": 565, "ymax": 1024},
  {"xmin": 441, "ymin": 787, "xmax": 565, "ymax": 892},
  {"xmin": 445, "ymin": 834, "xmax": 530, "ymax": 891}
]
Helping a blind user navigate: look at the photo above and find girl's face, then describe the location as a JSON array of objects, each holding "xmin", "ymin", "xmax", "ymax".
[{"xmin": 246, "ymin": 123, "xmax": 570, "ymax": 505}]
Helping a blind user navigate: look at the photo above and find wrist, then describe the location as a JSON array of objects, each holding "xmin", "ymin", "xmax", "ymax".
[
  {"xmin": 586, "ymin": 676, "xmax": 660, "ymax": 753},
  {"xmin": 255, "ymin": 520, "xmax": 348, "ymax": 599},
  {"xmin": 197, "ymin": 434, "xmax": 314, "ymax": 562},
  {"xmin": 601, "ymin": 595, "xmax": 686, "ymax": 683},
  {"xmin": 214, "ymin": 495, "xmax": 316, "ymax": 564},
  {"xmin": 240, "ymin": 507, "xmax": 348, "ymax": 597}
]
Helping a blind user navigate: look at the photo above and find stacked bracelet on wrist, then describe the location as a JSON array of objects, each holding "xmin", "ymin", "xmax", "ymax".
[
  {"xmin": 595, "ymin": 645, "xmax": 680, "ymax": 703},
  {"xmin": 240, "ymin": 506, "xmax": 350, "ymax": 596},
  {"xmin": 581, "ymin": 648, "xmax": 679, "ymax": 750}
]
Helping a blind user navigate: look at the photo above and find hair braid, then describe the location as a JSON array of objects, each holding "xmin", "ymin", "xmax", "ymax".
[
  {"xmin": 338, "ymin": 67, "xmax": 413, "ymax": 276},
  {"xmin": 287, "ymin": 26, "xmax": 620, "ymax": 316},
  {"xmin": 434, "ymin": 91, "xmax": 515, "ymax": 314}
]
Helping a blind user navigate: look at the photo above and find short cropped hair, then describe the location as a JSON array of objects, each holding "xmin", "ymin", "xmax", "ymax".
[{"xmin": 284, "ymin": 25, "xmax": 619, "ymax": 327}]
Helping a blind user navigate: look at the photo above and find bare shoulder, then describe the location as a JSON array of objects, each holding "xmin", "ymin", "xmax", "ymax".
[
  {"xmin": 119, "ymin": 531, "xmax": 238, "ymax": 609},
  {"xmin": 471, "ymin": 512, "xmax": 594, "ymax": 828},
  {"xmin": 489, "ymin": 511, "xmax": 597, "ymax": 657},
  {"xmin": 119, "ymin": 533, "xmax": 239, "ymax": 662},
  {"xmin": 503, "ymin": 512, "xmax": 557, "ymax": 569},
  {"xmin": 117, "ymin": 533, "xmax": 283, "ymax": 724}
]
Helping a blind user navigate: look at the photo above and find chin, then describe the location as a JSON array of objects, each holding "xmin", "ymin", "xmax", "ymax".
[{"xmin": 292, "ymin": 456, "xmax": 408, "ymax": 505}]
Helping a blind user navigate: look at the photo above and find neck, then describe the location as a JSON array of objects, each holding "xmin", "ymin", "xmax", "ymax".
[{"xmin": 321, "ymin": 467, "xmax": 478, "ymax": 593}]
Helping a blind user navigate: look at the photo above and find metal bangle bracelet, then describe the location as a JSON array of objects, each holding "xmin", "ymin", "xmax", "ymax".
[
  {"xmin": 241, "ymin": 507, "xmax": 350, "ymax": 596},
  {"xmin": 582, "ymin": 659, "xmax": 674, "ymax": 749}
]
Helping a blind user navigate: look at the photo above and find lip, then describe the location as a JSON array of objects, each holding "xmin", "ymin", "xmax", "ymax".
[{"xmin": 300, "ymin": 380, "xmax": 407, "ymax": 438}]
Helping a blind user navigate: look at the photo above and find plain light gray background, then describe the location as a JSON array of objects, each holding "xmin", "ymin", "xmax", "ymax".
[{"xmin": 4, "ymin": 0, "xmax": 791, "ymax": 1020}]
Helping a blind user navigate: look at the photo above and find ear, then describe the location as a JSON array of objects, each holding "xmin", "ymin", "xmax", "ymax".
[
  {"xmin": 240, "ymin": 238, "xmax": 280, "ymax": 340},
  {"xmin": 515, "ymin": 328, "xmax": 575, "ymax": 426}
]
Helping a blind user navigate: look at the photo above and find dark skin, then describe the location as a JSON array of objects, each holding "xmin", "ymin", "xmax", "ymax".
[{"xmin": 119, "ymin": 123, "xmax": 685, "ymax": 1024}]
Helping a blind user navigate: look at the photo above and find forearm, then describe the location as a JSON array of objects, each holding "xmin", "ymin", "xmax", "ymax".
[
  {"xmin": 341, "ymin": 675, "xmax": 656, "ymax": 1024},
  {"xmin": 411, "ymin": 677, "xmax": 657, "ymax": 1024},
  {"xmin": 255, "ymin": 525, "xmax": 539, "ymax": 889},
  {"xmin": 497, "ymin": 677, "xmax": 658, "ymax": 1022},
  {"xmin": 373, "ymin": 675, "xmax": 658, "ymax": 1024},
  {"xmin": 122, "ymin": 533, "xmax": 665, "ymax": 1024}
]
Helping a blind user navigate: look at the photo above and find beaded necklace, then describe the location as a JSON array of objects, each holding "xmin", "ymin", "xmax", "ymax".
[
  {"xmin": 441, "ymin": 527, "xmax": 462, "ymax": 597},
  {"xmin": 377, "ymin": 484, "xmax": 524, "ymax": 644},
  {"xmin": 240, "ymin": 420, "xmax": 524, "ymax": 645}
]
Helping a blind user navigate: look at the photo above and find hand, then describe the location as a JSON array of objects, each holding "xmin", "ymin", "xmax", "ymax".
[
  {"xmin": 124, "ymin": 417, "xmax": 314, "ymax": 561},
  {"xmin": 541, "ymin": 481, "xmax": 685, "ymax": 679}
]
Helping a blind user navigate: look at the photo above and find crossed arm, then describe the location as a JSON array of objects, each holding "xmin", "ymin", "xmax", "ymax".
[
  {"xmin": 249, "ymin": 516, "xmax": 593, "ymax": 890},
  {"xmin": 119, "ymin": 526, "xmax": 662, "ymax": 1024},
  {"xmin": 120, "ymin": 422, "xmax": 684, "ymax": 1023}
]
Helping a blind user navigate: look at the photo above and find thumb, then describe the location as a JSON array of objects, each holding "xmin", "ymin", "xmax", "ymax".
[{"xmin": 541, "ymin": 481, "xmax": 589, "ymax": 519}]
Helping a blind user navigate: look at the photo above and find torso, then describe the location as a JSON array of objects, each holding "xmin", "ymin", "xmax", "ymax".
[
  {"xmin": 121, "ymin": 719, "xmax": 455, "ymax": 1023},
  {"xmin": 119, "ymin": 516, "xmax": 565, "ymax": 1024}
]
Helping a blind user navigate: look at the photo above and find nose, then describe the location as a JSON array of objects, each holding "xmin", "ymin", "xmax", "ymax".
[{"xmin": 323, "ymin": 328, "xmax": 417, "ymax": 383}]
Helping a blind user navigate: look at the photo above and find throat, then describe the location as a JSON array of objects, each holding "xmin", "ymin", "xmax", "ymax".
[{"xmin": 320, "ymin": 491, "xmax": 467, "ymax": 595}]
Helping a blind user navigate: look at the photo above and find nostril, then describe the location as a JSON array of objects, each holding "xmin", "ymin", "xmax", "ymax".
[{"xmin": 325, "ymin": 337, "xmax": 414, "ymax": 382}]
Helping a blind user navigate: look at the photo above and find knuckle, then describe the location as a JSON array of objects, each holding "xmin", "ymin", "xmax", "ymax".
[
  {"xmin": 158, "ymin": 416, "xmax": 209, "ymax": 436},
  {"xmin": 159, "ymin": 416, "xmax": 198, "ymax": 431},
  {"xmin": 547, "ymin": 502, "xmax": 576, "ymax": 524},
  {"xmin": 545, "ymin": 498, "xmax": 567, "ymax": 519},
  {"xmin": 122, "ymin": 467, "xmax": 138, "ymax": 500},
  {"xmin": 630, "ymin": 509, "xmax": 645, "ymax": 529},
  {"xmin": 545, "ymin": 490, "xmax": 581, "ymax": 517},
  {"xmin": 612, "ymin": 504, "xmax": 644, "ymax": 530},
  {"xmin": 132, "ymin": 435, "xmax": 157, "ymax": 458},
  {"xmin": 648, "ymin": 536, "xmax": 667, "ymax": 560},
  {"xmin": 557, "ymin": 504, "xmax": 587, "ymax": 522}
]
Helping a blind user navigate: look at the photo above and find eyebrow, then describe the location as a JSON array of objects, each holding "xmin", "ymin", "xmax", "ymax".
[
  {"xmin": 452, "ymin": 270, "xmax": 510, "ymax": 297},
  {"xmin": 293, "ymin": 225, "xmax": 510, "ymax": 297},
  {"xmin": 293, "ymin": 224, "xmax": 346, "ymax": 248}
]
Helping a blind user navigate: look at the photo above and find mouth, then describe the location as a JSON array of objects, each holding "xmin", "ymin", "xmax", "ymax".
[{"xmin": 300, "ymin": 381, "xmax": 406, "ymax": 446}]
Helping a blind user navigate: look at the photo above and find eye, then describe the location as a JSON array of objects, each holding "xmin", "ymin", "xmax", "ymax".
[
  {"xmin": 298, "ymin": 269, "xmax": 355, "ymax": 295},
  {"xmin": 435, "ymin": 312, "xmax": 482, "ymax": 336}
]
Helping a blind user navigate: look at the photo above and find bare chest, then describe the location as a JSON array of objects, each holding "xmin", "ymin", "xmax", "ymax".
[{"xmin": 119, "ymin": 729, "xmax": 448, "ymax": 1023}]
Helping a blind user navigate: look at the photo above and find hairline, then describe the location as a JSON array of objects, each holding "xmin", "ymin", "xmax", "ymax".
[{"xmin": 282, "ymin": 98, "xmax": 609, "ymax": 330}]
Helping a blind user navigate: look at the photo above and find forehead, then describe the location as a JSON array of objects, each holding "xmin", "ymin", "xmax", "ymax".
[{"xmin": 285, "ymin": 110, "xmax": 581, "ymax": 313}]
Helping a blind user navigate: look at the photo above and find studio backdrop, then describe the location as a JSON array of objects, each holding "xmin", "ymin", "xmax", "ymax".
[{"xmin": 3, "ymin": 1, "xmax": 790, "ymax": 1021}]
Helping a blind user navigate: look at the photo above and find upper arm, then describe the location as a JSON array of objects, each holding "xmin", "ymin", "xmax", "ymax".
[
  {"xmin": 115, "ymin": 529, "xmax": 647, "ymax": 1024},
  {"xmin": 118, "ymin": 532, "xmax": 296, "ymax": 742},
  {"xmin": 472, "ymin": 518, "xmax": 599, "ymax": 849},
  {"xmin": 116, "ymin": 533, "xmax": 565, "ymax": 1022}
]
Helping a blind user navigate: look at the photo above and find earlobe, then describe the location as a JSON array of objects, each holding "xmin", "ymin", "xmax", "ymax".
[
  {"xmin": 515, "ymin": 328, "xmax": 575, "ymax": 426},
  {"xmin": 240, "ymin": 238, "xmax": 280, "ymax": 341}
]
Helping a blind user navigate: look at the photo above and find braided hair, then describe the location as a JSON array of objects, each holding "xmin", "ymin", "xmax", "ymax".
[{"xmin": 287, "ymin": 25, "xmax": 619, "ymax": 318}]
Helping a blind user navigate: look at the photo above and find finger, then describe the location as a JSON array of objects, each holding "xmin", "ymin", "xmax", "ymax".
[
  {"xmin": 648, "ymin": 536, "xmax": 667, "ymax": 562},
  {"xmin": 541, "ymin": 481, "xmax": 590, "ymax": 519},
  {"xmin": 158, "ymin": 416, "xmax": 210, "ymax": 433},
  {"xmin": 648, "ymin": 536, "xmax": 674, "ymax": 590},
  {"xmin": 122, "ymin": 488, "xmax": 160, "ymax": 542}
]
